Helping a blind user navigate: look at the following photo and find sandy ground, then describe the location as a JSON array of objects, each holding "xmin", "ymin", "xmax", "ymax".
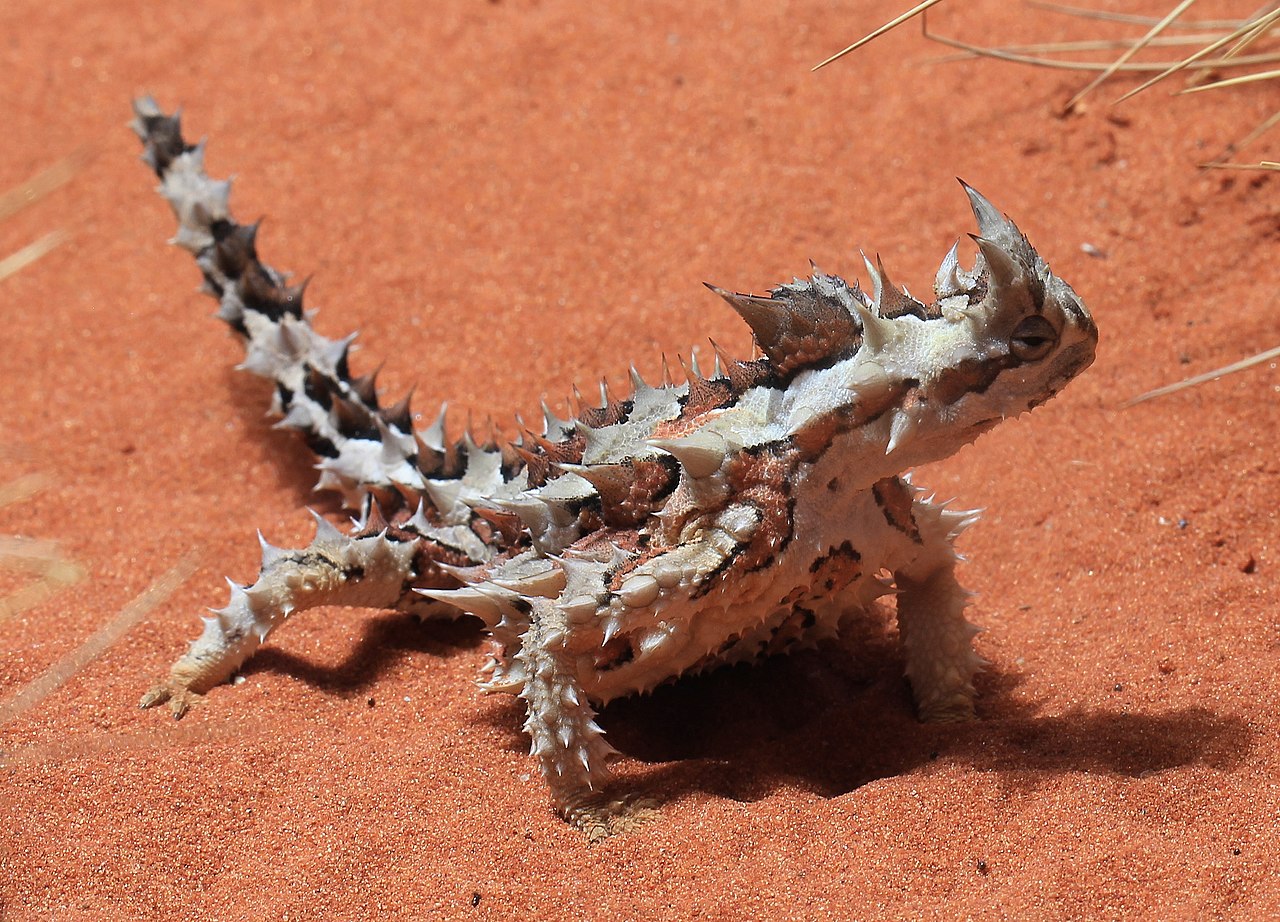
[{"xmin": 2, "ymin": 0, "xmax": 1278, "ymax": 918}]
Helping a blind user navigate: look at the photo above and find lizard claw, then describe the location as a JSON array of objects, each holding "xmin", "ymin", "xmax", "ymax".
[{"xmin": 139, "ymin": 679, "xmax": 199, "ymax": 718}]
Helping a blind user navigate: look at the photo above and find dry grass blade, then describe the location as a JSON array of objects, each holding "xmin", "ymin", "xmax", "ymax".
[
  {"xmin": 826, "ymin": 2, "xmax": 1280, "ymax": 82},
  {"xmin": 1181, "ymin": 67, "xmax": 1280, "ymax": 92},
  {"xmin": 0, "ymin": 472, "xmax": 48, "ymax": 507},
  {"xmin": 1062, "ymin": 0, "xmax": 1198, "ymax": 111},
  {"xmin": 1234, "ymin": 108, "xmax": 1280, "ymax": 149},
  {"xmin": 0, "ymin": 536, "xmax": 74, "ymax": 569},
  {"xmin": 0, "ymin": 230, "xmax": 68, "ymax": 282},
  {"xmin": 0, "ymin": 551, "xmax": 199, "ymax": 726},
  {"xmin": 1125, "ymin": 344, "xmax": 1280, "ymax": 406},
  {"xmin": 1114, "ymin": 8, "xmax": 1279, "ymax": 101},
  {"xmin": 1223, "ymin": 6, "xmax": 1280, "ymax": 56},
  {"xmin": 1027, "ymin": 1, "xmax": 1249, "ymax": 31},
  {"xmin": 936, "ymin": 33, "xmax": 1235, "ymax": 60},
  {"xmin": 0, "ymin": 539, "xmax": 85, "ymax": 625},
  {"xmin": 1202, "ymin": 159, "xmax": 1280, "ymax": 169},
  {"xmin": 0, "ymin": 718, "xmax": 269, "ymax": 770},
  {"xmin": 0, "ymin": 145, "xmax": 93, "ymax": 223},
  {"xmin": 813, "ymin": 0, "xmax": 948, "ymax": 71},
  {"xmin": 923, "ymin": 23, "xmax": 1279, "ymax": 72},
  {"xmin": 0, "ymin": 470, "xmax": 83, "ymax": 624},
  {"xmin": 917, "ymin": 2, "xmax": 1280, "ymax": 169}
]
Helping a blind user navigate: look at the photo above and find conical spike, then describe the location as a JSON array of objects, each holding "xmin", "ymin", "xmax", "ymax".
[
  {"xmin": 329, "ymin": 393, "xmax": 375, "ymax": 440},
  {"xmin": 959, "ymin": 180, "xmax": 1016, "ymax": 246},
  {"xmin": 416, "ymin": 587, "xmax": 504, "ymax": 625},
  {"xmin": 375, "ymin": 417, "xmax": 414, "ymax": 464},
  {"xmin": 971, "ymin": 235, "xmax": 1023, "ymax": 294},
  {"xmin": 212, "ymin": 220, "xmax": 261, "ymax": 277},
  {"xmin": 887, "ymin": 409, "xmax": 917, "ymax": 455},
  {"xmin": 423, "ymin": 478, "xmax": 463, "ymax": 516},
  {"xmin": 647, "ymin": 430, "xmax": 728, "ymax": 479},
  {"xmin": 874, "ymin": 255, "xmax": 927, "ymax": 320},
  {"xmin": 307, "ymin": 508, "xmax": 346, "ymax": 547},
  {"xmin": 959, "ymin": 180, "xmax": 1042, "ymax": 271},
  {"xmin": 491, "ymin": 567, "xmax": 565, "ymax": 597},
  {"xmin": 602, "ymin": 615, "xmax": 621, "ymax": 645},
  {"xmin": 688, "ymin": 349, "xmax": 703, "ymax": 379},
  {"xmin": 257, "ymin": 530, "xmax": 288, "ymax": 569},
  {"xmin": 360, "ymin": 496, "xmax": 389, "ymax": 533},
  {"xmin": 408, "ymin": 498, "xmax": 432, "ymax": 532},
  {"xmin": 541, "ymin": 400, "xmax": 570, "ymax": 436},
  {"xmin": 319, "ymin": 332, "xmax": 357, "ymax": 378},
  {"xmin": 275, "ymin": 315, "xmax": 308, "ymax": 359},
  {"xmin": 709, "ymin": 341, "xmax": 725, "ymax": 379},
  {"xmin": 384, "ymin": 386, "xmax": 415, "ymax": 432},
  {"xmin": 706, "ymin": 283, "xmax": 788, "ymax": 352},
  {"xmin": 847, "ymin": 299, "xmax": 890, "ymax": 353},
  {"xmin": 934, "ymin": 240, "xmax": 963, "ymax": 299},
  {"xmin": 291, "ymin": 277, "xmax": 313, "ymax": 314},
  {"xmin": 497, "ymin": 436, "xmax": 523, "ymax": 470},
  {"xmin": 709, "ymin": 339, "xmax": 754, "ymax": 392},
  {"xmin": 682, "ymin": 361, "xmax": 725, "ymax": 412},
  {"xmin": 707, "ymin": 280, "xmax": 863, "ymax": 376},
  {"xmin": 511, "ymin": 440, "xmax": 551, "ymax": 485},
  {"xmin": 556, "ymin": 462, "xmax": 630, "ymax": 496},
  {"xmin": 861, "ymin": 251, "xmax": 884, "ymax": 315}
]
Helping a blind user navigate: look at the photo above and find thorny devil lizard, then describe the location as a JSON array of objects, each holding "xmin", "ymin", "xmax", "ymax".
[{"xmin": 131, "ymin": 98, "xmax": 1097, "ymax": 839}]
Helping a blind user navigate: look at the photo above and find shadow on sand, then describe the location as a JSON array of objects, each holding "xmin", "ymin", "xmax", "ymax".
[{"xmin": 241, "ymin": 610, "xmax": 1251, "ymax": 809}]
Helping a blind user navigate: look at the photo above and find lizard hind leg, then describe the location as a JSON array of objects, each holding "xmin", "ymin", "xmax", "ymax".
[{"xmin": 140, "ymin": 511, "xmax": 419, "ymax": 717}]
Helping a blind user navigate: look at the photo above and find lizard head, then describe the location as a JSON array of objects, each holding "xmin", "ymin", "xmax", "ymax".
[
  {"xmin": 935, "ymin": 181, "xmax": 1098, "ymax": 410},
  {"xmin": 879, "ymin": 180, "xmax": 1099, "ymax": 463},
  {"xmin": 708, "ymin": 182, "xmax": 1097, "ymax": 470}
]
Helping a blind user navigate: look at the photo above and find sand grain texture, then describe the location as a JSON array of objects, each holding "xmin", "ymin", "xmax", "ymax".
[{"xmin": 1, "ymin": 1, "xmax": 1277, "ymax": 919}]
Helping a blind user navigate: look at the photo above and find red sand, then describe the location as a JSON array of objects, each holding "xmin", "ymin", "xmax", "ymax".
[{"xmin": 2, "ymin": 1, "xmax": 1278, "ymax": 918}]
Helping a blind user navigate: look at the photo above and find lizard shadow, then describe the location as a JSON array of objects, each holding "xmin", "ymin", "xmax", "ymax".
[
  {"xmin": 224, "ymin": 370, "xmax": 347, "ymax": 511},
  {"xmin": 241, "ymin": 610, "xmax": 1252, "ymax": 807},
  {"xmin": 242, "ymin": 612, "xmax": 482, "ymax": 698},
  {"xmin": 593, "ymin": 633, "xmax": 1252, "ymax": 805}
]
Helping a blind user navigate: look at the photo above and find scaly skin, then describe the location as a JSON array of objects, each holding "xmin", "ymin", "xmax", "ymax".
[{"xmin": 132, "ymin": 98, "xmax": 1097, "ymax": 836}]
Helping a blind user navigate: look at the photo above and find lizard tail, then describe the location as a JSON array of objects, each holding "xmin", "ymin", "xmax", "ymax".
[{"xmin": 130, "ymin": 96, "xmax": 456, "ymax": 510}]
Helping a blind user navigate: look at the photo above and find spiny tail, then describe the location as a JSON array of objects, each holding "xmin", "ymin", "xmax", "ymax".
[{"xmin": 130, "ymin": 97, "xmax": 456, "ymax": 510}]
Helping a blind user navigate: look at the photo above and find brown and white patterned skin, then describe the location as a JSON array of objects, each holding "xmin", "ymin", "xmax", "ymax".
[{"xmin": 131, "ymin": 98, "xmax": 1097, "ymax": 839}]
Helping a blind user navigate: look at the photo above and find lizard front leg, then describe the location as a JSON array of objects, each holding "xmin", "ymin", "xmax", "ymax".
[
  {"xmin": 893, "ymin": 498, "xmax": 985, "ymax": 723},
  {"xmin": 141, "ymin": 512, "xmax": 419, "ymax": 716}
]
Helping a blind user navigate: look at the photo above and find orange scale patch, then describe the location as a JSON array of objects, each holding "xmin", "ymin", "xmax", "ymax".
[{"xmin": 724, "ymin": 444, "xmax": 803, "ymax": 572}]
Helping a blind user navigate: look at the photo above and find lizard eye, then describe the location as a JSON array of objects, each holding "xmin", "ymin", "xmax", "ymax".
[{"xmin": 1009, "ymin": 315, "xmax": 1058, "ymax": 362}]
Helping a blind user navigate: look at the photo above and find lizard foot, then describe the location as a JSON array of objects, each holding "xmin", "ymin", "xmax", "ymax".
[{"xmin": 561, "ymin": 792, "xmax": 661, "ymax": 844}]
